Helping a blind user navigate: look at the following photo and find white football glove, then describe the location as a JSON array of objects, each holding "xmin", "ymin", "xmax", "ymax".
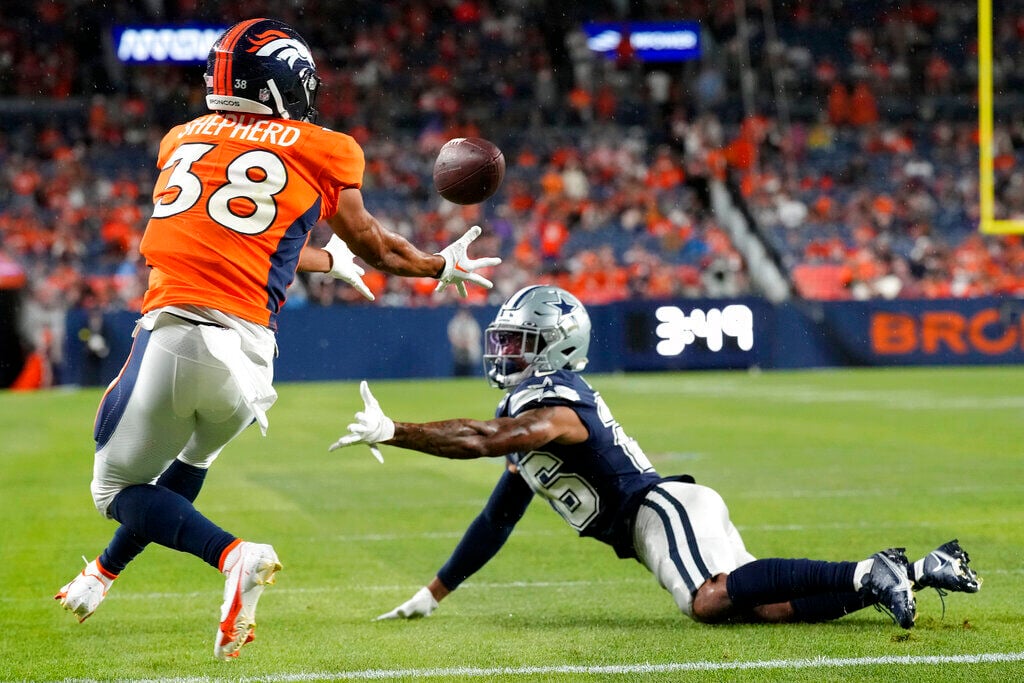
[
  {"xmin": 323, "ymin": 234, "xmax": 375, "ymax": 301},
  {"xmin": 375, "ymin": 586, "xmax": 439, "ymax": 620},
  {"xmin": 434, "ymin": 225, "xmax": 502, "ymax": 297},
  {"xmin": 328, "ymin": 380, "xmax": 393, "ymax": 463}
]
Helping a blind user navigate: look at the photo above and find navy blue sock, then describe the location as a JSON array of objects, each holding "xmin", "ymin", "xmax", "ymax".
[
  {"xmin": 100, "ymin": 460, "xmax": 209, "ymax": 574},
  {"xmin": 790, "ymin": 592, "xmax": 874, "ymax": 622},
  {"xmin": 155, "ymin": 459, "xmax": 209, "ymax": 501},
  {"xmin": 726, "ymin": 558, "xmax": 858, "ymax": 611},
  {"xmin": 107, "ymin": 483, "xmax": 234, "ymax": 569}
]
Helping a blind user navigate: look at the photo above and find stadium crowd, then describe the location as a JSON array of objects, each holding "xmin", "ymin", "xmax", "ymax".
[{"xmin": 3, "ymin": 0, "xmax": 1023, "ymax": 384}]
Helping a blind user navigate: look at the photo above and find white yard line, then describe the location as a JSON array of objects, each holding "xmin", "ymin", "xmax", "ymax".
[
  {"xmin": 54, "ymin": 652, "xmax": 1024, "ymax": 682},
  {"xmin": 618, "ymin": 379, "xmax": 1024, "ymax": 411}
]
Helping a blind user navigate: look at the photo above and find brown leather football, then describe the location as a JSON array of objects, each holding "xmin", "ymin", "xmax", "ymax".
[{"xmin": 433, "ymin": 137, "xmax": 506, "ymax": 205}]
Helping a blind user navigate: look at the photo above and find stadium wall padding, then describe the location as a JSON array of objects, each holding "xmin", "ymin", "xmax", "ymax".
[
  {"xmin": 62, "ymin": 296, "xmax": 1024, "ymax": 387},
  {"xmin": 0, "ymin": 289, "xmax": 27, "ymax": 387}
]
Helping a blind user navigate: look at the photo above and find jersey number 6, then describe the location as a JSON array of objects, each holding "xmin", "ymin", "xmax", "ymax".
[{"xmin": 518, "ymin": 451, "xmax": 600, "ymax": 530}]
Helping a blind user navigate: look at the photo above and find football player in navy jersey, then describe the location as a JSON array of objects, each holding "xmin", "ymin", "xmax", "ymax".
[{"xmin": 331, "ymin": 285, "xmax": 979, "ymax": 629}]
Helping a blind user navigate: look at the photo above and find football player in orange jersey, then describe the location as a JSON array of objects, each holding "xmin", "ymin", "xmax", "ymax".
[{"xmin": 54, "ymin": 18, "xmax": 500, "ymax": 660}]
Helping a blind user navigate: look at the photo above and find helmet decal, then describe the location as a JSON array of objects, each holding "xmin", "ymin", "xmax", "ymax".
[
  {"xmin": 247, "ymin": 29, "xmax": 316, "ymax": 70},
  {"xmin": 541, "ymin": 291, "xmax": 578, "ymax": 319}
]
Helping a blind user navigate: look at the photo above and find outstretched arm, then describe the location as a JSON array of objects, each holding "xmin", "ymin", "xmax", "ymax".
[
  {"xmin": 328, "ymin": 188, "xmax": 500, "ymax": 295},
  {"xmin": 389, "ymin": 409, "xmax": 585, "ymax": 458},
  {"xmin": 376, "ymin": 467, "xmax": 534, "ymax": 620},
  {"xmin": 329, "ymin": 382, "xmax": 589, "ymax": 460},
  {"xmin": 328, "ymin": 188, "xmax": 443, "ymax": 277}
]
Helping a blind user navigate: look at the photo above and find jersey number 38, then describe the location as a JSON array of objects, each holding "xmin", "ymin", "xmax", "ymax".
[{"xmin": 152, "ymin": 142, "xmax": 287, "ymax": 235}]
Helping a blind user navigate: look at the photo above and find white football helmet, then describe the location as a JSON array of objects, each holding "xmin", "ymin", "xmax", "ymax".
[{"xmin": 484, "ymin": 285, "xmax": 591, "ymax": 389}]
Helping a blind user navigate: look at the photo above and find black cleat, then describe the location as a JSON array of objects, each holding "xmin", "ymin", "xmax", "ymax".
[
  {"xmin": 913, "ymin": 539, "xmax": 981, "ymax": 594},
  {"xmin": 860, "ymin": 547, "xmax": 916, "ymax": 629}
]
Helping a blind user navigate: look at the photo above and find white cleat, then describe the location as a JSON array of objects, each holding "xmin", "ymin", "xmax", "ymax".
[
  {"xmin": 54, "ymin": 557, "xmax": 117, "ymax": 623},
  {"xmin": 214, "ymin": 541, "xmax": 281, "ymax": 660}
]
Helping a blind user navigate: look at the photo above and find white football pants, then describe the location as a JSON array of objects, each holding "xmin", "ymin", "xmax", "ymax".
[
  {"xmin": 632, "ymin": 482, "xmax": 756, "ymax": 617},
  {"xmin": 90, "ymin": 309, "xmax": 276, "ymax": 517}
]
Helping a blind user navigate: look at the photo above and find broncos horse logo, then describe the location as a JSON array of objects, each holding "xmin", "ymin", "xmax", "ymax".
[{"xmin": 246, "ymin": 29, "xmax": 315, "ymax": 69}]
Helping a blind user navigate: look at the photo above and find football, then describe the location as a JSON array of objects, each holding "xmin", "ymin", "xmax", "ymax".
[{"xmin": 433, "ymin": 137, "xmax": 506, "ymax": 204}]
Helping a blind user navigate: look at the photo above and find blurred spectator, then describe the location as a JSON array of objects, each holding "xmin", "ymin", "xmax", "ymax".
[
  {"xmin": 75, "ymin": 304, "xmax": 109, "ymax": 387},
  {"xmin": 0, "ymin": 0, "xmax": 1020, "ymax": 335},
  {"xmin": 447, "ymin": 305, "xmax": 482, "ymax": 377},
  {"xmin": 847, "ymin": 81, "xmax": 879, "ymax": 127},
  {"xmin": 19, "ymin": 282, "xmax": 66, "ymax": 386},
  {"xmin": 827, "ymin": 82, "xmax": 850, "ymax": 127}
]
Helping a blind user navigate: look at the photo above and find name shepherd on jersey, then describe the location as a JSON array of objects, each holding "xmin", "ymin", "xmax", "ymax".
[
  {"xmin": 141, "ymin": 110, "xmax": 363, "ymax": 328},
  {"xmin": 177, "ymin": 112, "xmax": 302, "ymax": 147}
]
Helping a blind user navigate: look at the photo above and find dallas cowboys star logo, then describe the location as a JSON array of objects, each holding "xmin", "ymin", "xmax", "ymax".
[{"xmin": 541, "ymin": 293, "xmax": 576, "ymax": 319}]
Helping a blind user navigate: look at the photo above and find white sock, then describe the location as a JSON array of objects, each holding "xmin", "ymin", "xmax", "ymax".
[
  {"xmin": 852, "ymin": 558, "xmax": 873, "ymax": 590},
  {"xmin": 911, "ymin": 559, "xmax": 925, "ymax": 583}
]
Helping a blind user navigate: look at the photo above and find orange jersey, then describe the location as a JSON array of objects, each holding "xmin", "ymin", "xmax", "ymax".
[{"xmin": 140, "ymin": 112, "xmax": 364, "ymax": 328}]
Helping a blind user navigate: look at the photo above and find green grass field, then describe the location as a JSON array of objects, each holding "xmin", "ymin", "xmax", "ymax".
[{"xmin": 1, "ymin": 367, "xmax": 1022, "ymax": 681}]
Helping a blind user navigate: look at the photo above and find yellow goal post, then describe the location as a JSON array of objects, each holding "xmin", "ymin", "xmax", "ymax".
[{"xmin": 979, "ymin": 0, "xmax": 1024, "ymax": 233}]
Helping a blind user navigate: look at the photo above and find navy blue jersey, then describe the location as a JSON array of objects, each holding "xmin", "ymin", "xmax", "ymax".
[
  {"xmin": 498, "ymin": 370, "xmax": 662, "ymax": 556},
  {"xmin": 437, "ymin": 370, "xmax": 668, "ymax": 590}
]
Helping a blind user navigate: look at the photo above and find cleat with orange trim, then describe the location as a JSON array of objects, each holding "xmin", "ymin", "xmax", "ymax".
[
  {"xmin": 55, "ymin": 557, "xmax": 118, "ymax": 623},
  {"xmin": 214, "ymin": 541, "xmax": 281, "ymax": 661}
]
